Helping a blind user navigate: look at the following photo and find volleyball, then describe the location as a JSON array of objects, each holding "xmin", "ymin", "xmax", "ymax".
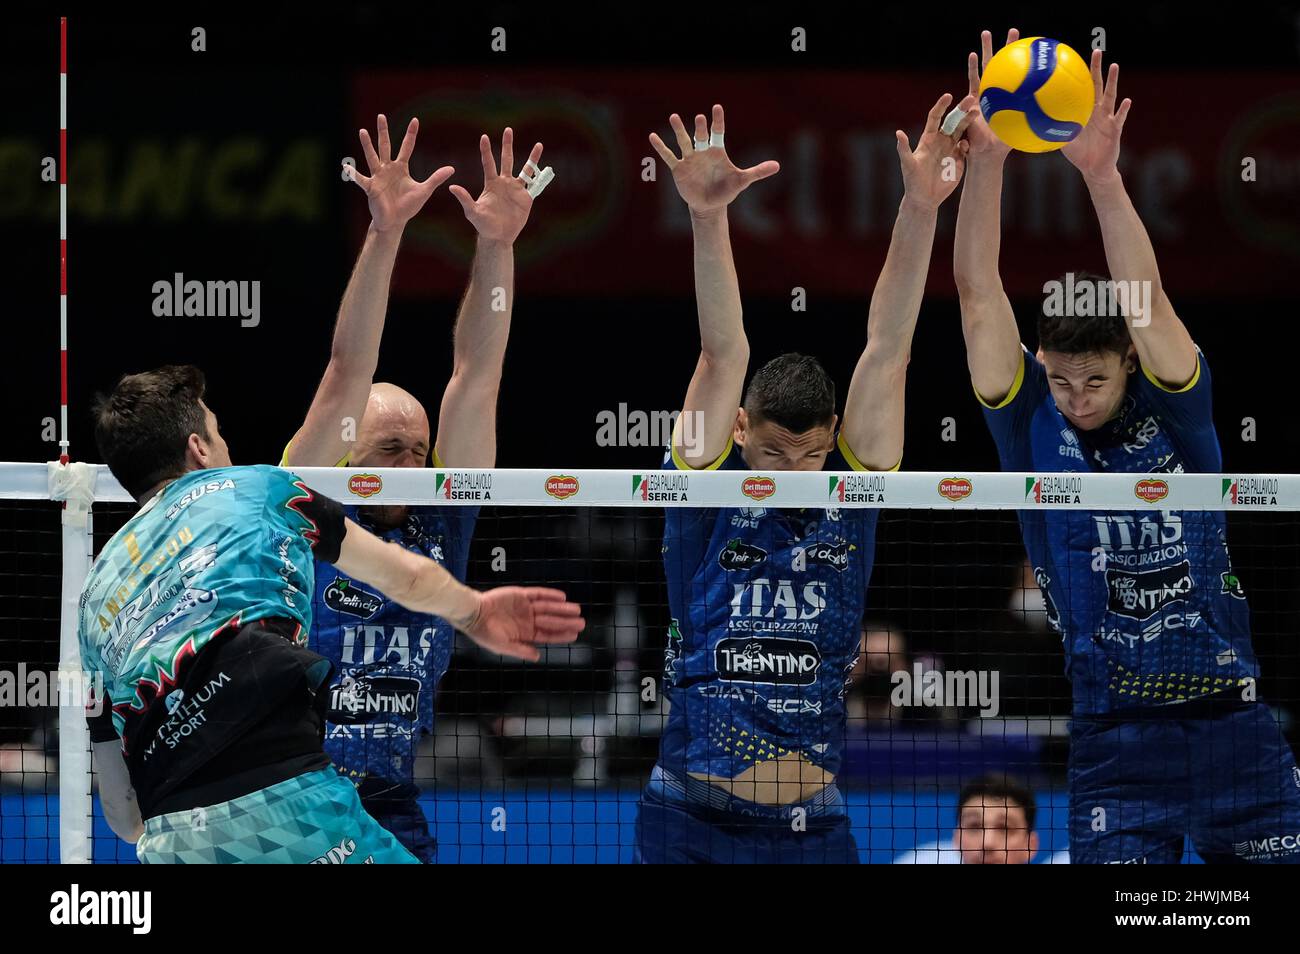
[{"xmin": 978, "ymin": 36, "xmax": 1095, "ymax": 152}]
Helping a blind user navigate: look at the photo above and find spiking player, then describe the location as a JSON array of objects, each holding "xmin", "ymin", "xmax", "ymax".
[
  {"xmin": 79, "ymin": 366, "xmax": 584, "ymax": 863},
  {"xmin": 954, "ymin": 30, "xmax": 1300, "ymax": 863},
  {"xmin": 282, "ymin": 116, "xmax": 551, "ymax": 861},
  {"xmin": 635, "ymin": 101, "xmax": 972, "ymax": 863}
]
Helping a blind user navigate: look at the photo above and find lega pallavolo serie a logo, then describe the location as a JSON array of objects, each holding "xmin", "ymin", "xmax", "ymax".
[
  {"xmin": 1222, "ymin": 478, "xmax": 1279, "ymax": 507},
  {"xmin": 633, "ymin": 473, "xmax": 688, "ymax": 502},
  {"xmin": 830, "ymin": 474, "xmax": 886, "ymax": 503},
  {"xmin": 435, "ymin": 472, "xmax": 493, "ymax": 501},
  {"xmin": 1025, "ymin": 475, "xmax": 1082, "ymax": 504}
]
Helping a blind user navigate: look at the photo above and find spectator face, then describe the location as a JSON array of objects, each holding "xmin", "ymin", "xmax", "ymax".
[{"xmin": 953, "ymin": 795, "xmax": 1039, "ymax": 864}]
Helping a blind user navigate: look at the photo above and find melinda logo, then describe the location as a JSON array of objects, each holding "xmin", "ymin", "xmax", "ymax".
[
  {"xmin": 742, "ymin": 476, "xmax": 776, "ymax": 501},
  {"xmin": 1134, "ymin": 478, "xmax": 1169, "ymax": 503},
  {"xmin": 545, "ymin": 475, "xmax": 579, "ymax": 499},
  {"xmin": 348, "ymin": 474, "xmax": 382, "ymax": 498},
  {"xmin": 938, "ymin": 477, "xmax": 973, "ymax": 501}
]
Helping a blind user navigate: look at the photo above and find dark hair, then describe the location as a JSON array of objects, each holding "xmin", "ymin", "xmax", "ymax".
[
  {"xmin": 92, "ymin": 365, "xmax": 211, "ymax": 499},
  {"xmin": 957, "ymin": 774, "xmax": 1037, "ymax": 831},
  {"xmin": 742, "ymin": 353, "xmax": 836, "ymax": 433},
  {"xmin": 1037, "ymin": 271, "xmax": 1132, "ymax": 357}
]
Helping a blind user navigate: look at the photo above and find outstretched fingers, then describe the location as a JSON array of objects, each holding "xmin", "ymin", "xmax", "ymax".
[
  {"xmin": 395, "ymin": 117, "xmax": 419, "ymax": 163},
  {"xmin": 648, "ymin": 131, "xmax": 678, "ymax": 168}
]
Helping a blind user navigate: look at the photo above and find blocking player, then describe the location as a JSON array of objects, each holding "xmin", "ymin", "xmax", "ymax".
[
  {"xmin": 80, "ymin": 366, "xmax": 584, "ymax": 863},
  {"xmin": 954, "ymin": 31, "xmax": 1300, "ymax": 863},
  {"xmin": 635, "ymin": 101, "xmax": 971, "ymax": 863},
  {"xmin": 282, "ymin": 116, "xmax": 549, "ymax": 861}
]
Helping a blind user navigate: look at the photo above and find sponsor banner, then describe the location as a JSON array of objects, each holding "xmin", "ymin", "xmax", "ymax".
[
  {"xmin": 352, "ymin": 73, "xmax": 1300, "ymax": 298},
  {"xmin": 51, "ymin": 464, "xmax": 1300, "ymax": 510}
]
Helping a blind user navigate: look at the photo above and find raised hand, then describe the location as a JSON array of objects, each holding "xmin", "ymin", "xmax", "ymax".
[
  {"xmin": 347, "ymin": 114, "xmax": 454, "ymax": 233},
  {"xmin": 896, "ymin": 93, "xmax": 972, "ymax": 210},
  {"xmin": 449, "ymin": 128, "xmax": 546, "ymax": 245},
  {"xmin": 963, "ymin": 28, "xmax": 1021, "ymax": 160},
  {"xmin": 1061, "ymin": 50, "xmax": 1131, "ymax": 183},
  {"xmin": 462, "ymin": 587, "xmax": 586, "ymax": 663},
  {"xmin": 648, "ymin": 104, "xmax": 779, "ymax": 216}
]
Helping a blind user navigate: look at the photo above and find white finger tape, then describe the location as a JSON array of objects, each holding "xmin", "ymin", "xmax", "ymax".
[
  {"xmin": 524, "ymin": 165, "xmax": 554, "ymax": 198},
  {"xmin": 941, "ymin": 106, "xmax": 972, "ymax": 137},
  {"xmin": 693, "ymin": 139, "xmax": 710, "ymax": 151},
  {"xmin": 709, "ymin": 131, "xmax": 725, "ymax": 148}
]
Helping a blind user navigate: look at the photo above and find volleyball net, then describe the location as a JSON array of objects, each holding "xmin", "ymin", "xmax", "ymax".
[{"xmin": 2, "ymin": 462, "xmax": 1298, "ymax": 863}]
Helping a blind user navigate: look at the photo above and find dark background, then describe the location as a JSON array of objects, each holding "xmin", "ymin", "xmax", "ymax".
[{"xmin": 3, "ymin": 6, "xmax": 1300, "ymax": 778}]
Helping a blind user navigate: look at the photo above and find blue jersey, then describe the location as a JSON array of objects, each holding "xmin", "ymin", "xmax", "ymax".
[
  {"xmin": 77, "ymin": 465, "xmax": 345, "ymax": 810},
  {"xmin": 657, "ymin": 437, "xmax": 882, "ymax": 782},
  {"xmin": 981, "ymin": 348, "xmax": 1256, "ymax": 716},
  {"xmin": 311, "ymin": 504, "xmax": 477, "ymax": 788}
]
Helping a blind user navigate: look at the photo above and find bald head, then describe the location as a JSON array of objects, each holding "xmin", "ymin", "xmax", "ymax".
[{"xmin": 352, "ymin": 382, "xmax": 431, "ymax": 468}]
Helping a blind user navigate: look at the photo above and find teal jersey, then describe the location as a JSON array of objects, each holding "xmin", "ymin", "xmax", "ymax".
[{"xmin": 78, "ymin": 465, "xmax": 344, "ymax": 749}]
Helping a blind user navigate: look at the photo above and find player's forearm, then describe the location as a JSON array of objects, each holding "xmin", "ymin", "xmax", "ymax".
[
  {"xmin": 398, "ymin": 551, "xmax": 483, "ymax": 631},
  {"xmin": 691, "ymin": 209, "xmax": 749, "ymax": 364},
  {"xmin": 865, "ymin": 194, "xmax": 939, "ymax": 361},
  {"xmin": 451, "ymin": 237, "xmax": 514, "ymax": 378},
  {"xmin": 330, "ymin": 226, "xmax": 402, "ymax": 375},
  {"xmin": 1085, "ymin": 171, "xmax": 1164, "ymax": 293},
  {"xmin": 953, "ymin": 156, "xmax": 1008, "ymax": 298}
]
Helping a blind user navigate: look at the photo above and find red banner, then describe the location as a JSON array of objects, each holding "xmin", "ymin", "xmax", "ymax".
[{"xmin": 353, "ymin": 71, "xmax": 1300, "ymax": 298}]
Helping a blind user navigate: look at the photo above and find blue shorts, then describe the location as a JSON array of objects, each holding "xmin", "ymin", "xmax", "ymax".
[
  {"xmin": 1069, "ymin": 699, "xmax": 1300, "ymax": 864},
  {"xmin": 138, "ymin": 768, "xmax": 420, "ymax": 864},
  {"xmin": 635, "ymin": 767, "xmax": 859, "ymax": 864}
]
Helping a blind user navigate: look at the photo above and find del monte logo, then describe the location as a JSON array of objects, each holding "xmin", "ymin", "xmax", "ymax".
[
  {"xmin": 545, "ymin": 475, "xmax": 579, "ymax": 500},
  {"xmin": 348, "ymin": 473, "xmax": 382, "ymax": 498},
  {"xmin": 1134, "ymin": 478, "xmax": 1169, "ymax": 503},
  {"xmin": 938, "ymin": 477, "xmax": 973, "ymax": 501},
  {"xmin": 742, "ymin": 476, "xmax": 776, "ymax": 501}
]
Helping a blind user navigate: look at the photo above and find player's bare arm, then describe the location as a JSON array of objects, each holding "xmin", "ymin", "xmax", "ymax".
[
  {"xmin": 436, "ymin": 129, "xmax": 546, "ymax": 468},
  {"xmin": 649, "ymin": 105, "xmax": 779, "ymax": 468},
  {"xmin": 1063, "ymin": 51, "xmax": 1198, "ymax": 388},
  {"xmin": 953, "ymin": 29, "xmax": 1025, "ymax": 406},
  {"xmin": 92, "ymin": 739, "xmax": 143, "ymax": 843},
  {"xmin": 841, "ymin": 93, "xmax": 972, "ymax": 470},
  {"xmin": 333, "ymin": 516, "xmax": 585, "ymax": 663},
  {"xmin": 285, "ymin": 115, "xmax": 454, "ymax": 467}
]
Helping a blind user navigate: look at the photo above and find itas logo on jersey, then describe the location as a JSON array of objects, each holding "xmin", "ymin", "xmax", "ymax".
[
  {"xmin": 830, "ymin": 474, "xmax": 886, "ymax": 504},
  {"xmin": 718, "ymin": 539, "xmax": 768, "ymax": 572},
  {"xmin": 1105, "ymin": 560, "xmax": 1195, "ymax": 620},
  {"xmin": 634, "ymin": 473, "xmax": 689, "ymax": 502},
  {"xmin": 714, "ymin": 636, "xmax": 822, "ymax": 686},
  {"xmin": 727, "ymin": 578, "xmax": 828, "ymax": 635},
  {"xmin": 324, "ymin": 578, "xmax": 384, "ymax": 619},
  {"xmin": 436, "ymin": 472, "xmax": 493, "ymax": 501},
  {"xmin": 328, "ymin": 674, "xmax": 421, "ymax": 723},
  {"xmin": 1222, "ymin": 477, "xmax": 1279, "ymax": 507}
]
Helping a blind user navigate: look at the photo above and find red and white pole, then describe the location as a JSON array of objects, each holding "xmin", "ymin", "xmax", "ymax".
[{"xmin": 59, "ymin": 16, "xmax": 69, "ymax": 464}]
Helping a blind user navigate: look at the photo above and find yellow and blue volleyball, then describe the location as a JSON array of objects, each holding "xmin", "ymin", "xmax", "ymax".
[{"xmin": 978, "ymin": 37, "xmax": 1095, "ymax": 152}]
